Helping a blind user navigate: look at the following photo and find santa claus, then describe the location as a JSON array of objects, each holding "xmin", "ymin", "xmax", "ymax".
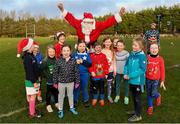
[{"xmin": 57, "ymin": 3, "xmax": 125, "ymax": 47}]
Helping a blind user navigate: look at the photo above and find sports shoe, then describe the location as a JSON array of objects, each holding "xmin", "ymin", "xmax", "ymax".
[
  {"xmin": 46, "ymin": 105, "xmax": 53, "ymax": 113},
  {"xmin": 114, "ymin": 96, "xmax": 120, "ymax": 103},
  {"xmin": 108, "ymin": 96, "xmax": 113, "ymax": 103},
  {"xmin": 147, "ymin": 107, "xmax": 153, "ymax": 115},
  {"xmin": 58, "ymin": 110, "xmax": 64, "ymax": 119},
  {"xmin": 124, "ymin": 96, "xmax": 129, "ymax": 105},
  {"xmin": 92, "ymin": 99, "xmax": 97, "ymax": 106},
  {"xmin": 84, "ymin": 101, "xmax": 90, "ymax": 108},
  {"xmin": 55, "ymin": 103, "xmax": 59, "ymax": 109},
  {"xmin": 29, "ymin": 112, "xmax": 41, "ymax": 118},
  {"xmin": 156, "ymin": 95, "xmax": 161, "ymax": 106},
  {"xmin": 69, "ymin": 108, "xmax": 78, "ymax": 115},
  {"xmin": 128, "ymin": 114, "xmax": 142, "ymax": 122},
  {"xmin": 99, "ymin": 100, "xmax": 105, "ymax": 106}
]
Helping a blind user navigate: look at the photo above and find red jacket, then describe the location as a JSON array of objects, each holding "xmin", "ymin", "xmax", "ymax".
[
  {"xmin": 146, "ymin": 55, "xmax": 165, "ymax": 81},
  {"xmin": 89, "ymin": 52, "xmax": 109, "ymax": 78},
  {"xmin": 54, "ymin": 42, "xmax": 63, "ymax": 59},
  {"xmin": 63, "ymin": 11, "xmax": 122, "ymax": 44}
]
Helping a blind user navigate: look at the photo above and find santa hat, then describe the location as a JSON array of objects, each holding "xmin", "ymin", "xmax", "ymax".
[
  {"xmin": 34, "ymin": 41, "xmax": 39, "ymax": 48},
  {"xmin": 17, "ymin": 38, "xmax": 37, "ymax": 58},
  {"xmin": 56, "ymin": 31, "xmax": 65, "ymax": 39},
  {"xmin": 83, "ymin": 12, "xmax": 94, "ymax": 22}
]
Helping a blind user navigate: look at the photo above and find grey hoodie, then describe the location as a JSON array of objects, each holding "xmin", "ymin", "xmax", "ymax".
[{"xmin": 115, "ymin": 50, "xmax": 129, "ymax": 74}]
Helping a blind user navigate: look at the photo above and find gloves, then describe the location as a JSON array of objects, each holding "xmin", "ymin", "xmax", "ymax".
[
  {"xmin": 74, "ymin": 82, "xmax": 80, "ymax": 89},
  {"xmin": 53, "ymin": 83, "xmax": 58, "ymax": 89}
]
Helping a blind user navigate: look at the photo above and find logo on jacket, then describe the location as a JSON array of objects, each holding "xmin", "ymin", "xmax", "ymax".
[{"xmin": 96, "ymin": 64, "xmax": 103, "ymax": 76}]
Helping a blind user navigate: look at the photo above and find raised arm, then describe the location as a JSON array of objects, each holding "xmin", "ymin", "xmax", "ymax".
[
  {"xmin": 99, "ymin": 7, "xmax": 125, "ymax": 31},
  {"xmin": 57, "ymin": 3, "xmax": 81, "ymax": 29}
]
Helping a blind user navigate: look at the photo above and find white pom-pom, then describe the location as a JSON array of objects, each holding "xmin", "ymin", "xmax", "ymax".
[{"xmin": 17, "ymin": 54, "xmax": 20, "ymax": 58}]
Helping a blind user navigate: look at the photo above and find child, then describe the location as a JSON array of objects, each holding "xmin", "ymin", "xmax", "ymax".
[
  {"xmin": 41, "ymin": 45, "xmax": 59, "ymax": 112},
  {"xmin": 102, "ymin": 37, "xmax": 116, "ymax": 103},
  {"xmin": 146, "ymin": 43, "xmax": 166, "ymax": 115},
  {"xmin": 114, "ymin": 39, "xmax": 129, "ymax": 104},
  {"xmin": 72, "ymin": 41, "xmax": 92, "ymax": 107},
  {"xmin": 113, "ymin": 37, "xmax": 119, "ymax": 51},
  {"xmin": 124, "ymin": 37, "xmax": 147, "ymax": 122},
  {"xmin": 53, "ymin": 44, "xmax": 80, "ymax": 119},
  {"xmin": 54, "ymin": 32, "xmax": 66, "ymax": 59},
  {"xmin": 89, "ymin": 43, "xmax": 109, "ymax": 106},
  {"xmin": 17, "ymin": 38, "xmax": 41, "ymax": 118},
  {"xmin": 33, "ymin": 44, "xmax": 44, "ymax": 102}
]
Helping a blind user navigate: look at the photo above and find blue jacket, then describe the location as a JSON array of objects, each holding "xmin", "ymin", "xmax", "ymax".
[
  {"xmin": 124, "ymin": 51, "xmax": 147, "ymax": 86},
  {"xmin": 35, "ymin": 52, "xmax": 43, "ymax": 66},
  {"xmin": 72, "ymin": 51, "xmax": 92, "ymax": 74}
]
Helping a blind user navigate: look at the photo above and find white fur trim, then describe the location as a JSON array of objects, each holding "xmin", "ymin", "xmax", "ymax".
[
  {"xmin": 85, "ymin": 35, "xmax": 90, "ymax": 44},
  {"xmin": 23, "ymin": 38, "xmax": 33, "ymax": 51},
  {"xmin": 62, "ymin": 9, "xmax": 68, "ymax": 17},
  {"xmin": 114, "ymin": 13, "xmax": 122, "ymax": 23},
  {"xmin": 34, "ymin": 44, "xmax": 39, "ymax": 48},
  {"xmin": 83, "ymin": 18, "xmax": 94, "ymax": 23}
]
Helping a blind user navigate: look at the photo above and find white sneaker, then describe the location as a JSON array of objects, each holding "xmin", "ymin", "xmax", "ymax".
[
  {"xmin": 114, "ymin": 96, "xmax": 120, "ymax": 103},
  {"xmin": 124, "ymin": 96, "xmax": 129, "ymax": 105},
  {"xmin": 55, "ymin": 103, "xmax": 59, "ymax": 109},
  {"xmin": 46, "ymin": 105, "xmax": 53, "ymax": 113}
]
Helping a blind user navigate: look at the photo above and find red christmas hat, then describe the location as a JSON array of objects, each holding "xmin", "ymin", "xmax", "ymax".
[
  {"xmin": 83, "ymin": 12, "xmax": 93, "ymax": 19},
  {"xmin": 17, "ymin": 38, "xmax": 35, "ymax": 58},
  {"xmin": 33, "ymin": 41, "xmax": 39, "ymax": 48}
]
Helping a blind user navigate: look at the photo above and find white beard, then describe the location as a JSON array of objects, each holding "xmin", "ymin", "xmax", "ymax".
[{"xmin": 81, "ymin": 21, "xmax": 95, "ymax": 35}]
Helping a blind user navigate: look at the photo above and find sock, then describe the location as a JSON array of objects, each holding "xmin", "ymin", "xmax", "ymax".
[
  {"xmin": 148, "ymin": 96, "xmax": 153, "ymax": 107},
  {"xmin": 29, "ymin": 100, "xmax": 35, "ymax": 115}
]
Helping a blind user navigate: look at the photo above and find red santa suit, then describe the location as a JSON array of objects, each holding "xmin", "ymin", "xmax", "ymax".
[{"xmin": 62, "ymin": 10, "xmax": 122, "ymax": 45}]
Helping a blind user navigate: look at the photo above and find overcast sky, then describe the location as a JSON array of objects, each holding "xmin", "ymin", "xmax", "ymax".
[{"xmin": 0, "ymin": 0, "xmax": 179, "ymax": 18}]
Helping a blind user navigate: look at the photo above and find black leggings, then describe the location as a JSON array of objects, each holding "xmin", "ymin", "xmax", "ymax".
[
  {"xmin": 130, "ymin": 84, "xmax": 142, "ymax": 116},
  {"xmin": 91, "ymin": 79, "xmax": 105, "ymax": 95},
  {"xmin": 46, "ymin": 84, "xmax": 58, "ymax": 105}
]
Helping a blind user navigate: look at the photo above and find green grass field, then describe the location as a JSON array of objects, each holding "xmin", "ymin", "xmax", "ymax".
[{"xmin": 0, "ymin": 36, "xmax": 180, "ymax": 123}]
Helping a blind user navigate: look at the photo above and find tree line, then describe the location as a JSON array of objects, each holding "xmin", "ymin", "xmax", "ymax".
[{"xmin": 0, "ymin": 5, "xmax": 179, "ymax": 37}]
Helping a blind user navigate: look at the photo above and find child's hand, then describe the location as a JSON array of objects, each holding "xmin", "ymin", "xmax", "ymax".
[
  {"xmin": 79, "ymin": 58, "xmax": 83, "ymax": 64},
  {"xmin": 119, "ymin": 7, "xmax": 126, "ymax": 16},
  {"xmin": 91, "ymin": 72, "xmax": 96, "ymax": 77},
  {"xmin": 53, "ymin": 83, "xmax": 58, "ymax": 89},
  {"xmin": 57, "ymin": 3, "xmax": 64, "ymax": 12},
  {"xmin": 74, "ymin": 82, "xmax": 80, "ymax": 89},
  {"xmin": 124, "ymin": 75, "xmax": 129, "ymax": 80},
  {"xmin": 113, "ymin": 71, "xmax": 116, "ymax": 77},
  {"xmin": 105, "ymin": 75, "xmax": 108, "ymax": 79},
  {"xmin": 76, "ymin": 59, "xmax": 81, "ymax": 64},
  {"xmin": 34, "ymin": 83, "xmax": 39, "ymax": 88},
  {"xmin": 160, "ymin": 81, "xmax": 166, "ymax": 91}
]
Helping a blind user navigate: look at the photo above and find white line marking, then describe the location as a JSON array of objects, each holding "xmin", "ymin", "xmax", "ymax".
[
  {"xmin": 0, "ymin": 64, "xmax": 179, "ymax": 119},
  {"xmin": 0, "ymin": 102, "xmax": 45, "ymax": 119}
]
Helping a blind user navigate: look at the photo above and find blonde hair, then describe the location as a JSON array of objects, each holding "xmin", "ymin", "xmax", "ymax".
[
  {"xmin": 133, "ymin": 37, "xmax": 145, "ymax": 51},
  {"xmin": 45, "ymin": 44, "xmax": 55, "ymax": 58}
]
